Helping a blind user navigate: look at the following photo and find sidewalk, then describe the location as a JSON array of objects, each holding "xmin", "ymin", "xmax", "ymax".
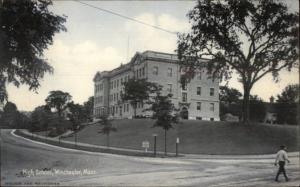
[{"xmin": 14, "ymin": 129, "xmax": 300, "ymax": 160}]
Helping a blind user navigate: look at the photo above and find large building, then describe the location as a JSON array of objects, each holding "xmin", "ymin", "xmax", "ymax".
[{"xmin": 93, "ymin": 50, "xmax": 220, "ymax": 121}]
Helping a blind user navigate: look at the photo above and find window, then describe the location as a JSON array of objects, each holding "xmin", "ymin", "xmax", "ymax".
[
  {"xmin": 117, "ymin": 79, "xmax": 119, "ymax": 87},
  {"xmin": 210, "ymin": 103, "xmax": 215, "ymax": 111},
  {"xmin": 114, "ymin": 80, "xmax": 116, "ymax": 88},
  {"xmin": 182, "ymin": 93, "xmax": 187, "ymax": 102},
  {"xmin": 182, "ymin": 83, "xmax": 187, "ymax": 91},
  {"xmin": 100, "ymin": 96, "xmax": 103, "ymax": 103},
  {"xmin": 197, "ymin": 102, "xmax": 201, "ymax": 110},
  {"xmin": 167, "ymin": 84, "xmax": 172, "ymax": 93},
  {"xmin": 121, "ymin": 78, "xmax": 123, "ymax": 85},
  {"xmin": 197, "ymin": 72, "xmax": 202, "ymax": 80},
  {"xmin": 167, "ymin": 68, "xmax": 172, "ymax": 77},
  {"xmin": 197, "ymin": 87, "xmax": 201, "ymax": 95},
  {"xmin": 210, "ymin": 88, "xmax": 215, "ymax": 96},
  {"xmin": 153, "ymin": 66, "xmax": 158, "ymax": 75},
  {"xmin": 123, "ymin": 104, "xmax": 126, "ymax": 112},
  {"xmin": 142, "ymin": 67, "xmax": 145, "ymax": 76},
  {"xmin": 127, "ymin": 104, "xmax": 129, "ymax": 112},
  {"xmin": 116, "ymin": 93, "xmax": 119, "ymax": 101},
  {"xmin": 139, "ymin": 69, "xmax": 142, "ymax": 77},
  {"xmin": 113, "ymin": 93, "xmax": 116, "ymax": 101}
]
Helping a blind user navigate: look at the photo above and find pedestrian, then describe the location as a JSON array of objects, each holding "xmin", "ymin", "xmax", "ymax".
[{"xmin": 274, "ymin": 145, "xmax": 290, "ymax": 182}]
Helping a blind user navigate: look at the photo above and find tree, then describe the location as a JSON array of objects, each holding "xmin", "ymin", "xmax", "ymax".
[
  {"xmin": 219, "ymin": 86, "xmax": 242, "ymax": 104},
  {"xmin": 45, "ymin": 90, "xmax": 72, "ymax": 118},
  {"xmin": 83, "ymin": 96, "xmax": 94, "ymax": 122},
  {"xmin": 67, "ymin": 102, "xmax": 85, "ymax": 130},
  {"xmin": 177, "ymin": 0, "xmax": 299, "ymax": 123},
  {"xmin": 30, "ymin": 105, "xmax": 52, "ymax": 131},
  {"xmin": 275, "ymin": 84, "xmax": 299, "ymax": 124},
  {"xmin": 67, "ymin": 102, "xmax": 85, "ymax": 145},
  {"xmin": 122, "ymin": 78, "xmax": 160, "ymax": 118},
  {"xmin": 276, "ymin": 84, "xmax": 299, "ymax": 103},
  {"xmin": 219, "ymin": 86, "xmax": 242, "ymax": 118},
  {"xmin": 98, "ymin": 114, "xmax": 116, "ymax": 148},
  {"xmin": 150, "ymin": 93, "xmax": 179, "ymax": 156},
  {"xmin": 0, "ymin": 101, "xmax": 30, "ymax": 129},
  {"xmin": 0, "ymin": 0, "xmax": 67, "ymax": 103}
]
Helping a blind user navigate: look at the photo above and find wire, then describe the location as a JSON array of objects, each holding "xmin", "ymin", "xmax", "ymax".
[{"xmin": 73, "ymin": 0, "xmax": 178, "ymax": 35}]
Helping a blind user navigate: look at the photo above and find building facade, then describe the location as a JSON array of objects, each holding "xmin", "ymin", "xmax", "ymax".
[{"xmin": 93, "ymin": 51, "xmax": 220, "ymax": 121}]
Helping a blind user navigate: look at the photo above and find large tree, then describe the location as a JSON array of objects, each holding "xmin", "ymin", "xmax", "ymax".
[
  {"xmin": 150, "ymin": 93, "xmax": 179, "ymax": 156},
  {"xmin": 0, "ymin": 0, "xmax": 66, "ymax": 103},
  {"xmin": 45, "ymin": 90, "xmax": 72, "ymax": 118},
  {"xmin": 122, "ymin": 78, "xmax": 160, "ymax": 118},
  {"xmin": 177, "ymin": 0, "xmax": 299, "ymax": 123}
]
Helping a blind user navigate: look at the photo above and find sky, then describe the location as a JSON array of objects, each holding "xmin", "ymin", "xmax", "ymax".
[{"xmin": 7, "ymin": 0, "xmax": 299, "ymax": 111}]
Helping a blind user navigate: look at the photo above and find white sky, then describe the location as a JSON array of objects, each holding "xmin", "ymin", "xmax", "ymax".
[{"xmin": 7, "ymin": 0, "xmax": 299, "ymax": 111}]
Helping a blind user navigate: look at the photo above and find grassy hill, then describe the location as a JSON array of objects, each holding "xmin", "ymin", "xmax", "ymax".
[{"xmin": 63, "ymin": 119, "xmax": 299, "ymax": 155}]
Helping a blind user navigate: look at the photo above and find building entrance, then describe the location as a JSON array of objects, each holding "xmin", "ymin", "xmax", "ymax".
[{"xmin": 180, "ymin": 107, "xmax": 189, "ymax": 119}]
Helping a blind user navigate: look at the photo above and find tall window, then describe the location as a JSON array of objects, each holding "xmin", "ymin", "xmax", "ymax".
[
  {"xmin": 153, "ymin": 66, "xmax": 158, "ymax": 75},
  {"xmin": 167, "ymin": 68, "xmax": 172, "ymax": 77},
  {"xmin": 197, "ymin": 87, "xmax": 201, "ymax": 95},
  {"xmin": 167, "ymin": 84, "xmax": 172, "ymax": 93},
  {"xmin": 182, "ymin": 93, "xmax": 187, "ymax": 102},
  {"xmin": 210, "ymin": 103, "xmax": 214, "ymax": 111},
  {"xmin": 197, "ymin": 102, "xmax": 201, "ymax": 110},
  {"xmin": 197, "ymin": 72, "xmax": 202, "ymax": 80},
  {"xmin": 117, "ymin": 80, "xmax": 119, "ymax": 87},
  {"xmin": 142, "ymin": 67, "xmax": 145, "ymax": 76},
  {"xmin": 127, "ymin": 103, "xmax": 129, "ymax": 112},
  {"xmin": 210, "ymin": 88, "xmax": 215, "ymax": 96}
]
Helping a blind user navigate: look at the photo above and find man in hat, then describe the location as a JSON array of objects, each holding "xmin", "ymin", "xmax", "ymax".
[{"xmin": 274, "ymin": 145, "xmax": 290, "ymax": 182}]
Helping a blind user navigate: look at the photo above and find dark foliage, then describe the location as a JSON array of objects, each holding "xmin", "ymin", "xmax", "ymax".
[
  {"xmin": 122, "ymin": 78, "xmax": 161, "ymax": 117},
  {"xmin": 0, "ymin": 0, "xmax": 66, "ymax": 103},
  {"xmin": 177, "ymin": 0, "xmax": 299, "ymax": 122}
]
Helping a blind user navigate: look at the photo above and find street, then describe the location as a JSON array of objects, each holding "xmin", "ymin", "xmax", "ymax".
[{"xmin": 1, "ymin": 129, "xmax": 299, "ymax": 187}]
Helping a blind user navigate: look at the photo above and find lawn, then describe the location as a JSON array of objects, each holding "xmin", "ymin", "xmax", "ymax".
[{"xmin": 63, "ymin": 119, "xmax": 299, "ymax": 155}]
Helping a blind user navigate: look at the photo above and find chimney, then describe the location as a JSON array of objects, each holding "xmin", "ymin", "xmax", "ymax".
[{"xmin": 269, "ymin": 96, "xmax": 274, "ymax": 103}]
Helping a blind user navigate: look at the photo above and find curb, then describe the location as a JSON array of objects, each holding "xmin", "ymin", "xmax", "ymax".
[
  {"xmin": 14, "ymin": 129, "xmax": 300, "ymax": 160},
  {"xmin": 13, "ymin": 129, "xmax": 180, "ymax": 158}
]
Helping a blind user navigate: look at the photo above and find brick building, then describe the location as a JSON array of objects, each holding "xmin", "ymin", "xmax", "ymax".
[{"xmin": 93, "ymin": 50, "xmax": 220, "ymax": 121}]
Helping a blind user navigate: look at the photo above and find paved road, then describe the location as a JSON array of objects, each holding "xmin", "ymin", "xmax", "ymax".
[{"xmin": 1, "ymin": 129, "xmax": 299, "ymax": 186}]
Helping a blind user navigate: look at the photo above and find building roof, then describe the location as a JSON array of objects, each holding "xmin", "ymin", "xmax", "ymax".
[{"xmin": 93, "ymin": 50, "xmax": 209, "ymax": 81}]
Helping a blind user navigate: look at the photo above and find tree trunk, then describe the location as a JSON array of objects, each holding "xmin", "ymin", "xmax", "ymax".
[
  {"xmin": 106, "ymin": 134, "xmax": 109, "ymax": 148},
  {"xmin": 133, "ymin": 103, "xmax": 137, "ymax": 118},
  {"xmin": 164, "ymin": 129, "xmax": 167, "ymax": 156},
  {"xmin": 242, "ymin": 84, "xmax": 251, "ymax": 124}
]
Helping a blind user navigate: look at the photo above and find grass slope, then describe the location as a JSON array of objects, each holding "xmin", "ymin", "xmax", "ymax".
[{"xmin": 63, "ymin": 119, "xmax": 299, "ymax": 155}]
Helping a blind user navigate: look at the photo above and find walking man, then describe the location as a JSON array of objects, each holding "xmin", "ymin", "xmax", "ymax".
[{"xmin": 274, "ymin": 145, "xmax": 290, "ymax": 182}]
